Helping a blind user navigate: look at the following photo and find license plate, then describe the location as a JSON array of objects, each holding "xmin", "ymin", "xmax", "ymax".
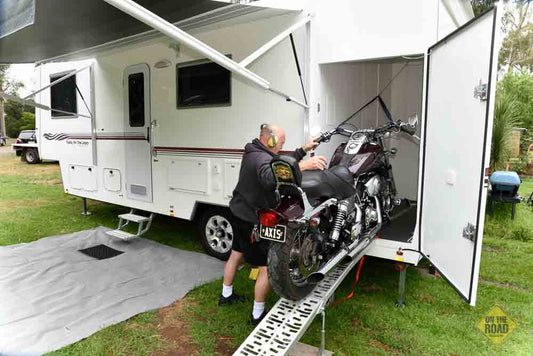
[{"xmin": 259, "ymin": 224, "xmax": 286, "ymax": 243}]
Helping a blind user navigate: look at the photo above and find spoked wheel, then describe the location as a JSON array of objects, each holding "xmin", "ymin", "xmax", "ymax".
[
  {"xmin": 268, "ymin": 226, "xmax": 321, "ymax": 301},
  {"xmin": 197, "ymin": 208, "xmax": 235, "ymax": 260}
]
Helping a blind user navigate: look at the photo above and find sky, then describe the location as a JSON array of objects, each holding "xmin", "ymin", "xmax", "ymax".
[{"xmin": 6, "ymin": 63, "xmax": 37, "ymax": 97}]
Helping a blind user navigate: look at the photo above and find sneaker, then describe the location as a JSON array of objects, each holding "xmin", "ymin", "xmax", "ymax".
[
  {"xmin": 249, "ymin": 309, "xmax": 268, "ymax": 326},
  {"xmin": 218, "ymin": 293, "xmax": 248, "ymax": 306}
]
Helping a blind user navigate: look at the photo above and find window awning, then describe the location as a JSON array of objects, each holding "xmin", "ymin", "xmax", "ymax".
[{"xmin": 0, "ymin": 0, "xmax": 279, "ymax": 64}]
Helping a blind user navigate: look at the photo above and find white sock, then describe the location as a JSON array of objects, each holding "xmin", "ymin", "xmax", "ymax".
[
  {"xmin": 222, "ymin": 283, "xmax": 233, "ymax": 298},
  {"xmin": 252, "ymin": 300, "xmax": 265, "ymax": 319}
]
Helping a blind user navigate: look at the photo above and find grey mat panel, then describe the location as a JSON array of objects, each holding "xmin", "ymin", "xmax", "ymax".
[{"xmin": 0, "ymin": 227, "xmax": 224, "ymax": 355}]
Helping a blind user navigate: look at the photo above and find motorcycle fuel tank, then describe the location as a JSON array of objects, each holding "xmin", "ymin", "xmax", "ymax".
[{"xmin": 330, "ymin": 142, "xmax": 382, "ymax": 176}]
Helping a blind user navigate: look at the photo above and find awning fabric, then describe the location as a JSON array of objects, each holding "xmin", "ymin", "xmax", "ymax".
[{"xmin": 0, "ymin": 0, "xmax": 229, "ymax": 63}]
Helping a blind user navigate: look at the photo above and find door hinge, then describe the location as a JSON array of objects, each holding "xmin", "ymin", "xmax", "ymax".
[
  {"xmin": 474, "ymin": 80, "xmax": 488, "ymax": 102},
  {"xmin": 462, "ymin": 223, "xmax": 477, "ymax": 241}
]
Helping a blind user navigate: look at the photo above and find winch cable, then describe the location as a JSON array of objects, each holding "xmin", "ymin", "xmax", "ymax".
[
  {"xmin": 333, "ymin": 256, "xmax": 366, "ymax": 307},
  {"xmin": 338, "ymin": 62, "xmax": 409, "ymax": 127},
  {"xmin": 289, "ymin": 33, "xmax": 308, "ymax": 105}
]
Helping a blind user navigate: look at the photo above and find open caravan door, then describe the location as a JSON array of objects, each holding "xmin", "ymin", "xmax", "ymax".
[{"xmin": 419, "ymin": 7, "xmax": 500, "ymax": 306}]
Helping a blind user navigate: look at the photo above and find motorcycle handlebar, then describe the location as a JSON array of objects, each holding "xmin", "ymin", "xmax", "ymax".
[{"xmin": 314, "ymin": 120, "xmax": 416, "ymax": 146}]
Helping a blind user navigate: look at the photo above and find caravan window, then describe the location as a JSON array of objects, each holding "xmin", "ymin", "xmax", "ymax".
[
  {"xmin": 50, "ymin": 72, "xmax": 77, "ymax": 118},
  {"xmin": 177, "ymin": 58, "xmax": 231, "ymax": 108},
  {"xmin": 128, "ymin": 72, "xmax": 145, "ymax": 127}
]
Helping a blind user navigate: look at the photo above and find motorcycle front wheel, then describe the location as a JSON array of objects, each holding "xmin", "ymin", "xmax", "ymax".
[{"xmin": 267, "ymin": 226, "xmax": 321, "ymax": 301}]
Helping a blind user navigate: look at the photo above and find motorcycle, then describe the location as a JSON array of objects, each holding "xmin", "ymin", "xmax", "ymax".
[{"xmin": 258, "ymin": 116, "xmax": 418, "ymax": 300}]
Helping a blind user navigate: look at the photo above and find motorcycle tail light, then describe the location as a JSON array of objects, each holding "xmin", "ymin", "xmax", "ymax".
[{"xmin": 259, "ymin": 211, "xmax": 278, "ymax": 227}]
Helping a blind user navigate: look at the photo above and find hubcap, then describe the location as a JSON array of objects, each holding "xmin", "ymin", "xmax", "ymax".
[{"xmin": 205, "ymin": 215, "xmax": 233, "ymax": 254}]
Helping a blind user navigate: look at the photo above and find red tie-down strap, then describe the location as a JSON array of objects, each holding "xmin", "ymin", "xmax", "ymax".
[{"xmin": 333, "ymin": 256, "xmax": 365, "ymax": 307}]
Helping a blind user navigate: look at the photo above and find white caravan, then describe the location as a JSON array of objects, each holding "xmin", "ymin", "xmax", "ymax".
[{"xmin": 1, "ymin": 0, "xmax": 500, "ymax": 306}]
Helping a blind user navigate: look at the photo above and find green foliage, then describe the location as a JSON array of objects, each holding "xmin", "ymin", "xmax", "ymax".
[
  {"xmin": 499, "ymin": 1, "xmax": 533, "ymax": 72},
  {"xmin": 491, "ymin": 95, "xmax": 521, "ymax": 171},
  {"xmin": 471, "ymin": 0, "xmax": 495, "ymax": 17},
  {"xmin": 498, "ymin": 71, "xmax": 533, "ymax": 153},
  {"xmin": 5, "ymin": 102, "xmax": 35, "ymax": 137}
]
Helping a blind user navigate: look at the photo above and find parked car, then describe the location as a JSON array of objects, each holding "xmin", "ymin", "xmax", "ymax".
[{"xmin": 12, "ymin": 130, "xmax": 40, "ymax": 164}]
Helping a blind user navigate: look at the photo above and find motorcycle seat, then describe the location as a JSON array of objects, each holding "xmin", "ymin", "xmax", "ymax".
[{"xmin": 301, "ymin": 165, "xmax": 356, "ymax": 200}]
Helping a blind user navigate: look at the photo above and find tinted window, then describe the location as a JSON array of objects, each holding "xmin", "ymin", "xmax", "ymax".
[
  {"xmin": 128, "ymin": 73, "xmax": 145, "ymax": 127},
  {"xmin": 50, "ymin": 73, "xmax": 77, "ymax": 117},
  {"xmin": 177, "ymin": 60, "xmax": 230, "ymax": 108}
]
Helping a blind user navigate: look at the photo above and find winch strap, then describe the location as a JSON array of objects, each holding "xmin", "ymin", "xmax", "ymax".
[
  {"xmin": 378, "ymin": 95, "xmax": 393, "ymax": 124},
  {"xmin": 289, "ymin": 33, "xmax": 308, "ymax": 105}
]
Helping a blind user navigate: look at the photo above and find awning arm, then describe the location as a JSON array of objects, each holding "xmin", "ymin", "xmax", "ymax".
[
  {"xmin": 0, "ymin": 92, "xmax": 92, "ymax": 119},
  {"xmin": 102, "ymin": 0, "xmax": 269, "ymax": 89},
  {"xmin": 240, "ymin": 14, "xmax": 312, "ymax": 68},
  {"xmin": 22, "ymin": 64, "xmax": 92, "ymax": 100},
  {"xmin": 102, "ymin": 0, "xmax": 308, "ymax": 109}
]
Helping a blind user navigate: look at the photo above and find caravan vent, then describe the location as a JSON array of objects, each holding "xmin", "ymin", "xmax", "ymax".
[{"xmin": 130, "ymin": 184, "xmax": 147, "ymax": 196}]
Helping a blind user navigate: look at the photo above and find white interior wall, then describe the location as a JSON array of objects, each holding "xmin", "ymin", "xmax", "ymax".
[{"xmin": 315, "ymin": 58, "xmax": 422, "ymax": 201}]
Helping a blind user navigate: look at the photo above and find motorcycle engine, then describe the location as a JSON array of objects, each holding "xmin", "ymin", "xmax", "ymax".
[
  {"xmin": 365, "ymin": 206, "xmax": 378, "ymax": 226},
  {"xmin": 365, "ymin": 175, "xmax": 381, "ymax": 197}
]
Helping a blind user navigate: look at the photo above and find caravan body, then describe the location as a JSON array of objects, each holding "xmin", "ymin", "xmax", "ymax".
[{"xmin": 30, "ymin": 0, "xmax": 499, "ymax": 305}]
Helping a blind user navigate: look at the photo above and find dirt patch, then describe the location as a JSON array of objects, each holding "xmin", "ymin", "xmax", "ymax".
[
  {"xmin": 213, "ymin": 333, "xmax": 237, "ymax": 355},
  {"xmin": 369, "ymin": 339, "xmax": 400, "ymax": 355},
  {"xmin": 350, "ymin": 316, "xmax": 361, "ymax": 329},
  {"xmin": 362, "ymin": 284, "xmax": 384, "ymax": 292},
  {"xmin": 479, "ymin": 278, "xmax": 529, "ymax": 291},
  {"xmin": 483, "ymin": 245, "xmax": 504, "ymax": 252},
  {"xmin": 153, "ymin": 298, "xmax": 200, "ymax": 356},
  {"xmin": 416, "ymin": 293, "xmax": 434, "ymax": 303},
  {"xmin": 0, "ymin": 154, "xmax": 60, "ymax": 177},
  {"xmin": 0, "ymin": 199, "xmax": 50, "ymax": 213}
]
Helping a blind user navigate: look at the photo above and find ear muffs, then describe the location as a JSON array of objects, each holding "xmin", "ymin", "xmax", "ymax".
[
  {"xmin": 267, "ymin": 134, "xmax": 278, "ymax": 148},
  {"xmin": 262, "ymin": 123, "xmax": 278, "ymax": 148}
]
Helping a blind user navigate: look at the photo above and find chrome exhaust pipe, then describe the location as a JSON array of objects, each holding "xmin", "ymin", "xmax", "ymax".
[{"xmin": 306, "ymin": 197, "xmax": 382, "ymax": 284}]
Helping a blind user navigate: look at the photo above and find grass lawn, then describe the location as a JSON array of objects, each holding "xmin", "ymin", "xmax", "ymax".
[{"xmin": 1, "ymin": 148, "xmax": 532, "ymax": 355}]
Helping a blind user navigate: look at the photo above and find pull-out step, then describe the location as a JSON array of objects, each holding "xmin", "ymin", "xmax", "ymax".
[
  {"xmin": 106, "ymin": 210, "xmax": 154, "ymax": 241},
  {"xmin": 234, "ymin": 239, "xmax": 374, "ymax": 356}
]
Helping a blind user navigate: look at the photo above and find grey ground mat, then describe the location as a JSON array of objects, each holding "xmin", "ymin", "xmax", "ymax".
[{"xmin": 0, "ymin": 226, "xmax": 225, "ymax": 355}]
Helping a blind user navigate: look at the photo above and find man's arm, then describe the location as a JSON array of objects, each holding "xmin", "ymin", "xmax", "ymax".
[{"xmin": 256, "ymin": 154, "xmax": 276, "ymax": 191}]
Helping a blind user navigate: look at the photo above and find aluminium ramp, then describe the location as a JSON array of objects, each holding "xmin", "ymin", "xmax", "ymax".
[{"xmin": 234, "ymin": 241, "xmax": 374, "ymax": 356}]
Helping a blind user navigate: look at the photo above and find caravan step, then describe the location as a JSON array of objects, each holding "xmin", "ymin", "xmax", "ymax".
[
  {"xmin": 106, "ymin": 229, "xmax": 138, "ymax": 241},
  {"xmin": 118, "ymin": 213, "xmax": 150, "ymax": 223}
]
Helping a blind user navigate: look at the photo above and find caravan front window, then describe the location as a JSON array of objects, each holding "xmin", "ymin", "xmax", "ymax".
[
  {"xmin": 128, "ymin": 72, "xmax": 145, "ymax": 127},
  {"xmin": 50, "ymin": 72, "xmax": 77, "ymax": 118}
]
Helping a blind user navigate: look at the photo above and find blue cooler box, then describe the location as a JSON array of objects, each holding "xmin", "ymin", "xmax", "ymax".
[{"xmin": 490, "ymin": 171, "xmax": 521, "ymax": 196}]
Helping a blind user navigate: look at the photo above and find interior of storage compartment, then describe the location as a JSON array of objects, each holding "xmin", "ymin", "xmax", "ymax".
[{"xmin": 316, "ymin": 56, "xmax": 423, "ymax": 243}]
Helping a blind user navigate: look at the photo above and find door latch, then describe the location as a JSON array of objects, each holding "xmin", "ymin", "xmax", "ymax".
[
  {"xmin": 474, "ymin": 80, "xmax": 488, "ymax": 101},
  {"xmin": 462, "ymin": 223, "xmax": 477, "ymax": 241}
]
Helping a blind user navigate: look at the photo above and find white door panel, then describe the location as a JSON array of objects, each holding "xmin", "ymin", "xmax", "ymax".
[
  {"xmin": 420, "ymin": 8, "xmax": 499, "ymax": 305},
  {"xmin": 124, "ymin": 64, "xmax": 153, "ymax": 203}
]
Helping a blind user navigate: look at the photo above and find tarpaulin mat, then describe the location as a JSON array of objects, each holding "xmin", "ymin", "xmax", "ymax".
[{"xmin": 0, "ymin": 226, "xmax": 225, "ymax": 355}]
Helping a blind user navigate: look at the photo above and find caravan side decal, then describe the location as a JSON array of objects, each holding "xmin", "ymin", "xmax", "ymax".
[{"xmin": 43, "ymin": 132, "xmax": 146, "ymax": 141}]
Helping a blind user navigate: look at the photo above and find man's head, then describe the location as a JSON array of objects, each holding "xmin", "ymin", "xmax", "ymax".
[{"xmin": 259, "ymin": 124, "xmax": 285, "ymax": 154}]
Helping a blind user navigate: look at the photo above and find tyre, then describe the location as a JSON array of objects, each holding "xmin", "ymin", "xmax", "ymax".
[
  {"xmin": 267, "ymin": 226, "xmax": 318, "ymax": 301},
  {"xmin": 24, "ymin": 148, "xmax": 40, "ymax": 164},
  {"xmin": 197, "ymin": 207, "xmax": 235, "ymax": 260}
]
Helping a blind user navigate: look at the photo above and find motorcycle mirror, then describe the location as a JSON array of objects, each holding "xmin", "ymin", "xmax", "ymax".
[
  {"xmin": 310, "ymin": 125, "xmax": 322, "ymax": 137},
  {"xmin": 407, "ymin": 114, "xmax": 419, "ymax": 128}
]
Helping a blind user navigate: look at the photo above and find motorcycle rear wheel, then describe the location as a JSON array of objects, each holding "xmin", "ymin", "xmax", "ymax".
[{"xmin": 267, "ymin": 227, "xmax": 318, "ymax": 301}]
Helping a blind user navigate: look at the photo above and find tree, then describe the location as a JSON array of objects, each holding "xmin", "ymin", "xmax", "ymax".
[
  {"xmin": 499, "ymin": 1, "xmax": 533, "ymax": 72},
  {"xmin": 0, "ymin": 65, "xmax": 25, "ymax": 137},
  {"xmin": 471, "ymin": 0, "xmax": 495, "ymax": 17},
  {"xmin": 491, "ymin": 94, "xmax": 521, "ymax": 170}
]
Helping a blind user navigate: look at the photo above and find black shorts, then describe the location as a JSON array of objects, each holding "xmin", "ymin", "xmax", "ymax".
[{"xmin": 231, "ymin": 215, "xmax": 269, "ymax": 267}]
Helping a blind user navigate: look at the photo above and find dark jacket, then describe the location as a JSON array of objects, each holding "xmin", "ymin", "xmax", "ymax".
[{"xmin": 230, "ymin": 139, "xmax": 306, "ymax": 224}]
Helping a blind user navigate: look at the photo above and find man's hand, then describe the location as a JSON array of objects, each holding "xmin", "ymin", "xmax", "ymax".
[
  {"xmin": 299, "ymin": 156, "xmax": 327, "ymax": 171},
  {"xmin": 302, "ymin": 137, "xmax": 319, "ymax": 152}
]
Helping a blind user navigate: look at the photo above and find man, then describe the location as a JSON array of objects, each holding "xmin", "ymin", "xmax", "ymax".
[{"xmin": 219, "ymin": 124, "xmax": 327, "ymax": 325}]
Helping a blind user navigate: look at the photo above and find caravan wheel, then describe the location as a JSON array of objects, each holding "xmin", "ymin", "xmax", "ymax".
[{"xmin": 197, "ymin": 208, "xmax": 235, "ymax": 261}]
